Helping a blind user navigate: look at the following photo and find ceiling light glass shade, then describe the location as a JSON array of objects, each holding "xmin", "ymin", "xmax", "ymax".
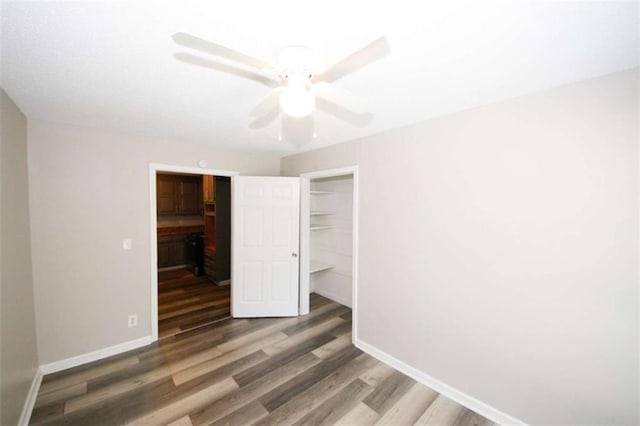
[
  {"xmin": 280, "ymin": 72, "xmax": 315, "ymax": 118},
  {"xmin": 280, "ymin": 87, "xmax": 315, "ymax": 117}
]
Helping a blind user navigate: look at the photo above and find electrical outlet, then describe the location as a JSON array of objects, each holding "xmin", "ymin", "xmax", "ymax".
[{"xmin": 128, "ymin": 314, "xmax": 138, "ymax": 327}]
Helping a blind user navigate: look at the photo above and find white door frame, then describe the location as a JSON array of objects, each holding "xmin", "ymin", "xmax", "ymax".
[
  {"xmin": 149, "ymin": 163, "xmax": 238, "ymax": 342},
  {"xmin": 299, "ymin": 166, "xmax": 359, "ymax": 343}
]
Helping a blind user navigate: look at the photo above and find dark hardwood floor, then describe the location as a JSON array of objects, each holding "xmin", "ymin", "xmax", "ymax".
[
  {"xmin": 30, "ymin": 294, "xmax": 496, "ymax": 426},
  {"xmin": 158, "ymin": 268, "xmax": 230, "ymax": 338}
]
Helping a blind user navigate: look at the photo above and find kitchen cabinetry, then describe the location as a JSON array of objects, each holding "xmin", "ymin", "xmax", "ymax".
[
  {"xmin": 172, "ymin": 234, "xmax": 188, "ymax": 265},
  {"xmin": 157, "ymin": 175, "xmax": 178, "ymax": 215},
  {"xmin": 204, "ymin": 176, "xmax": 231, "ymax": 284},
  {"xmin": 157, "ymin": 235, "xmax": 173, "ymax": 267},
  {"xmin": 203, "ymin": 175, "xmax": 215, "ymax": 204},
  {"xmin": 204, "ymin": 249, "xmax": 216, "ymax": 280},
  {"xmin": 156, "ymin": 173, "xmax": 202, "ymax": 215},
  {"xmin": 178, "ymin": 178, "xmax": 200, "ymax": 215},
  {"xmin": 157, "ymin": 233, "xmax": 189, "ymax": 268}
]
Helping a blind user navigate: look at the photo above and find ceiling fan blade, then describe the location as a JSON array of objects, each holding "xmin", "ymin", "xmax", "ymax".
[
  {"xmin": 249, "ymin": 106, "xmax": 280, "ymax": 129},
  {"xmin": 172, "ymin": 32, "xmax": 275, "ymax": 72},
  {"xmin": 281, "ymin": 114, "xmax": 315, "ymax": 144},
  {"xmin": 174, "ymin": 53, "xmax": 279, "ymax": 88},
  {"xmin": 316, "ymin": 97, "xmax": 373, "ymax": 127},
  {"xmin": 313, "ymin": 36, "xmax": 390, "ymax": 83},
  {"xmin": 249, "ymin": 88, "xmax": 282, "ymax": 117},
  {"xmin": 312, "ymin": 81, "xmax": 366, "ymax": 114}
]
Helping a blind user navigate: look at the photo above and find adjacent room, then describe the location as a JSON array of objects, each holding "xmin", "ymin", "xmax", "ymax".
[
  {"xmin": 1, "ymin": 1, "xmax": 638, "ymax": 426},
  {"xmin": 155, "ymin": 172, "xmax": 232, "ymax": 338}
]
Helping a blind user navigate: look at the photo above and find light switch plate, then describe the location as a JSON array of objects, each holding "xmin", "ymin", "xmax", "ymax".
[{"xmin": 123, "ymin": 239, "xmax": 132, "ymax": 250}]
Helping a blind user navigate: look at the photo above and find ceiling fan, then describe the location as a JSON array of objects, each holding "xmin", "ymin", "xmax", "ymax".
[{"xmin": 172, "ymin": 32, "xmax": 390, "ymax": 143}]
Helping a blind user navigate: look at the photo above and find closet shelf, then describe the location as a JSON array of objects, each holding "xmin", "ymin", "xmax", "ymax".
[
  {"xmin": 310, "ymin": 225, "xmax": 332, "ymax": 231},
  {"xmin": 310, "ymin": 211, "xmax": 332, "ymax": 216},
  {"xmin": 310, "ymin": 191, "xmax": 333, "ymax": 195},
  {"xmin": 310, "ymin": 261, "xmax": 334, "ymax": 274}
]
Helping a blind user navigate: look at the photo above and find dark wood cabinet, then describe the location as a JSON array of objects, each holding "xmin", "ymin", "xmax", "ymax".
[
  {"xmin": 171, "ymin": 234, "xmax": 188, "ymax": 265},
  {"xmin": 157, "ymin": 233, "xmax": 189, "ymax": 268},
  {"xmin": 157, "ymin": 235, "xmax": 173, "ymax": 267},
  {"xmin": 178, "ymin": 179, "xmax": 199, "ymax": 215},
  {"xmin": 156, "ymin": 173, "xmax": 202, "ymax": 216},
  {"xmin": 157, "ymin": 225, "xmax": 204, "ymax": 269},
  {"xmin": 202, "ymin": 175, "xmax": 215, "ymax": 204},
  {"xmin": 204, "ymin": 248, "xmax": 216, "ymax": 280},
  {"xmin": 157, "ymin": 175, "xmax": 178, "ymax": 215}
]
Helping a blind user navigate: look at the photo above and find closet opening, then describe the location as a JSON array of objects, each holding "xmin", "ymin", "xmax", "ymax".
[{"xmin": 300, "ymin": 166, "xmax": 359, "ymax": 342}]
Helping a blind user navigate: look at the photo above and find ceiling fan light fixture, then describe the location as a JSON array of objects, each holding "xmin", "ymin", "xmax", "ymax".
[
  {"xmin": 280, "ymin": 73, "xmax": 314, "ymax": 117},
  {"xmin": 280, "ymin": 87, "xmax": 315, "ymax": 117},
  {"xmin": 173, "ymin": 32, "xmax": 387, "ymax": 137}
]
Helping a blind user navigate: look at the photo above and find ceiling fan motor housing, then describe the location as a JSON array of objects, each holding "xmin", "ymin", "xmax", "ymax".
[{"xmin": 277, "ymin": 45, "xmax": 314, "ymax": 78}]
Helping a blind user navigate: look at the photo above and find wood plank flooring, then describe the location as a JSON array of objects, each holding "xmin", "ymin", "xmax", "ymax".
[
  {"xmin": 30, "ymin": 294, "xmax": 496, "ymax": 426},
  {"xmin": 158, "ymin": 268, "xmax": 230, "ymax": 338}
]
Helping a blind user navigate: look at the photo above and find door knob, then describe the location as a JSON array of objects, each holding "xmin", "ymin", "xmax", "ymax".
[{"xmin": 292, "ymin": 252, "xmax": 298, "ymax": 258}]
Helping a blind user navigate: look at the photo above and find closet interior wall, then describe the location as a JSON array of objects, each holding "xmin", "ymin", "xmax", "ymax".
[{"xmin": 309, "ymin": 175, "xmax": 354, "ymax": 307}]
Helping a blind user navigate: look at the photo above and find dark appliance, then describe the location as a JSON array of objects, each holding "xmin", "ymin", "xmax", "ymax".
[{"xmin": 187, "ymin": 232, "xmax": 205, "ymax": 276}]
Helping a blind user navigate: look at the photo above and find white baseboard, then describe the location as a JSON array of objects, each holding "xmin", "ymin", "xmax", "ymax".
[
  {"xmin": 312, "ymin": 288, "xmax": 352, "ymax": 308},
  {"xmin": 18, "ymin": 367, "xmax": 43, "ymax": 426},
  {"xmin": 40, "ymin": 336, "xmax": 152, "ymax": 375},
  {"xmin": 20, "ymin": 336, "xmax": 152, "ymax": 424},
  {"xmin": 354, "ymin": 339, "xmax": 526, "ymax": 426}
]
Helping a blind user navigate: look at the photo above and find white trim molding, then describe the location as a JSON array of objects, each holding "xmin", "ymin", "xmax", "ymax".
[
  {"xmin": 355, "ymin": 338, "xmax": 526, "ymax": 426},
  {"xmin": 40, "ymin": 336, "xmax": 152, "ymax": 375},
  {"xmin": 22, "ymin": 336, "xmax": 153, "ymax": 424},
  {"xmin": 18, "ymin": 368, "xmax": 43, "ymax": 426}
]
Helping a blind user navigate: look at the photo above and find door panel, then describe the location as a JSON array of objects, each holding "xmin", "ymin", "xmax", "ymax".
[
  {"xmin": 232, "ymin": 176, "xmax": 300, "ymax": 317},
  {"xmin": 272, "ymin": 206, "xmax": 292, "ymax": 247},
  {"xmin": 242, "ymin": 262, "xmax": 263, "ymax": 301},
  {"xmin": 272, "ymin": 262, "xmax": 291, "ymax": 301},
  {"xmin": 243, "ymin": 208, "xmax": 264, "ymax": 247}
]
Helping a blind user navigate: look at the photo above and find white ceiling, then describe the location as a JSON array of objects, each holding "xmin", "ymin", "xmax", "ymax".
[{"xmin": 1, "ymin": 1, "xmax": 638, "ymax": 156}]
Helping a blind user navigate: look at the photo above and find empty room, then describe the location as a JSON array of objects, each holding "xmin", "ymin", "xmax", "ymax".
[{"xmin": 1, "ymin": 1, "xmax": 638, "ymax": 425}]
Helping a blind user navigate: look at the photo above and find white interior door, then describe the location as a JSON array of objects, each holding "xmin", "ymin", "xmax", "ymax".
[{"xmin": 232, "ymin": 176, "xmax": 300, "ymax": 317}]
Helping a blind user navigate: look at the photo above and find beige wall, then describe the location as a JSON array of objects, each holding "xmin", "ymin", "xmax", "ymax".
[
  {"xmin": 282, "ymin": 69, "xmax": 639, "ymax": 425},
  {"xmin": 27, "ymin": 121, "xmax": 280, "ymax": 364},
  {"xmin": 1, "ymin": 90, "xmax": 39, "ymax": 425}
]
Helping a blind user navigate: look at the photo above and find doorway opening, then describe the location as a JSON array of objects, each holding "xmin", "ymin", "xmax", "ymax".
[{"xmin": 149, "ymin": 164, "xmax": 237, "ymax": 342}]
